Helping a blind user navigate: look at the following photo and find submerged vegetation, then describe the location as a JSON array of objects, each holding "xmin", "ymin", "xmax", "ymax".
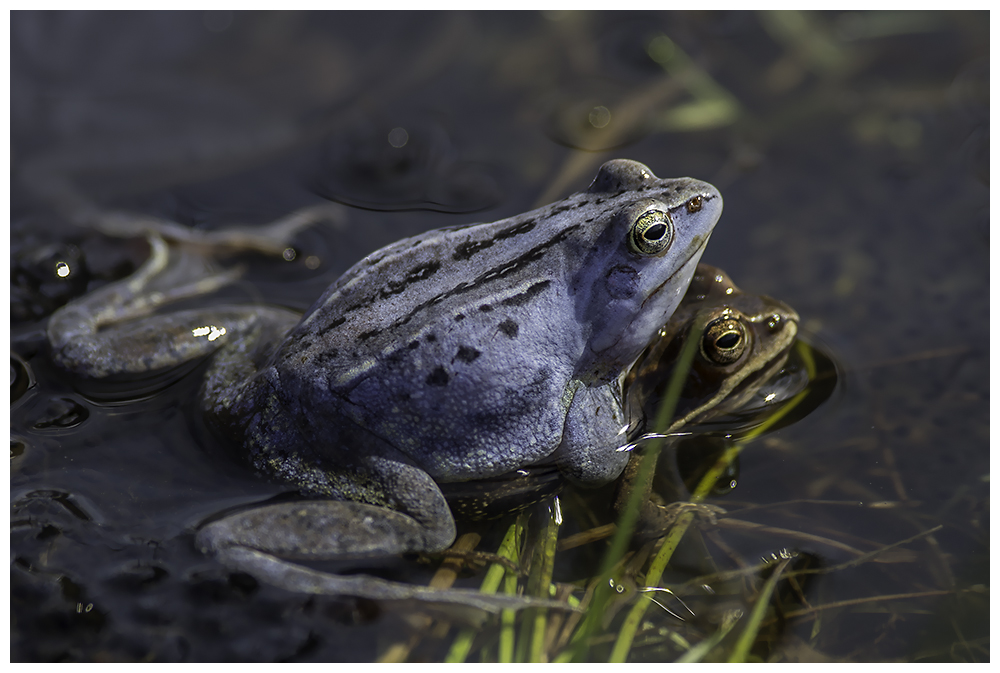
[
  {"xmin": 376, "ymin": 336, "xmax": 980, "ymax": 662},
  {"xmin": 375, "ymin": 340, "xmax": 848, "ymax": 662}
]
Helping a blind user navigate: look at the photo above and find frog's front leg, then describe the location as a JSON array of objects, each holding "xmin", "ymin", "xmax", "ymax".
[
  {"xmin": 611, "ymin": 447, "xmax": 682, "ymax": 535},
  {"xmin": 554, "ymin": 380, "xmax": 632, "ymax": 486},
  {"xmin": 558, "ymin": 381, "xmax": 695, "ymax": 533}
]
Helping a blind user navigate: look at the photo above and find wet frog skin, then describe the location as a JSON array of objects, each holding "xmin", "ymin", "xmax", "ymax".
[
  {"xmin": 47, "ymin": 159, "xmax": 722, "ymax": 610},
  {"xmin": 614, "ymin": 264, "xmax": 800, "ymax": 532},
  {"xmin": 446, "ymin": 264, "xmax": 800, "ymax": 524}
]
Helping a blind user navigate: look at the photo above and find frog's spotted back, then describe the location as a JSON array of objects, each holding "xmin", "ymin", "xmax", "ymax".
[{"xmin": 267, "ymin": 160, "xmax": 722, "ymax": 484}]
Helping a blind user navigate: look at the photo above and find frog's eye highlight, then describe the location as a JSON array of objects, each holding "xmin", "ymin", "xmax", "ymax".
[
  {"xmin": 628, "ymin": 210, "xmax": 673, "ymax": 255},
  {"xmin": 701, "ymin": 317, "xmax": 748, "ymax": 365},
  {"xmin": 686, "ymin": 195, "xmax": 703, "ymax": 213}
]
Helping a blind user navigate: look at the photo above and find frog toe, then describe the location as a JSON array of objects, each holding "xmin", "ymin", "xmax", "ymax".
[{"xmin": 208, "ymin": 545, "xmax": 576, "ymax": 614}]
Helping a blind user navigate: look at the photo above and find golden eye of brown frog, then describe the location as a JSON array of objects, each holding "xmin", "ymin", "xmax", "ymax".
[
  {"xmin": 626, "ymin": 263, "xmax": 800, "ymax": 434},
  {"xmin": 700, "ymin": 313, "xmax": 748, "ymax": 365}
]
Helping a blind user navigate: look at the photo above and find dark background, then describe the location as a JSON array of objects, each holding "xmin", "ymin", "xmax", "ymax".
[{"xmin": 10, "ymin": 11, "xmax": 989, "ymax": 661}]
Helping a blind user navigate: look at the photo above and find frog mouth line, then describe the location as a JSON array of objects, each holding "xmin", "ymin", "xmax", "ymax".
[
  {"xmin": 643, "ymin": 234, "xmax": 712, "ymax": 313},
  {"xmin": 590, "ymin": 233, "xmax": 713, "ymax": 366}
]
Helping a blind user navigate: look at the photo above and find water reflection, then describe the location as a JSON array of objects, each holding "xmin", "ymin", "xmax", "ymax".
[{"xmin": 309, "ymin": 116, "xmax": 502, "ymax": 213}]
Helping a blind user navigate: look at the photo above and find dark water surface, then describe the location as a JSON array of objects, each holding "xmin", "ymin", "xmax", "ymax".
[{"xmin": 11, "ymin": 11, "xmax": 988, "ymax": 662}]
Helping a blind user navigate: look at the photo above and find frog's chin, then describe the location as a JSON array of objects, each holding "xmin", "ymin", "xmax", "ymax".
[
  {"xmin": 615, "ymin": 242, "xmax": 709, "ymax": 361},
  {"xmin": 581, "ymin": 248, "xmax": 707, "ymax": 383},
  {"xmin": 645, "ymin": 236, "xmax": 711, "ymax": 312}
]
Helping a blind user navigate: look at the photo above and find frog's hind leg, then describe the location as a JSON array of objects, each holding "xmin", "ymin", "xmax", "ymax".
[
  {"xmin": 211, "ymin": 545, "xmax": 572, "ymax": 614},
  {"xmin": 200, "ymin": 447, "xmax": 459, "ymax": 559},
  {"xmin": 50, "ymin": 235, "xmax": 228, "ymax": 343},
  {"xmin": 196, "ymin": 498, "xmax": 572, "ymax": 614},
  {"xmin": 48, "ymin": 233, "xmax": 254, "ymax": 377},
  {"xmin": 53, "ymin": 306, "xmax": 286, "ymax": 379},
  {"xmin": 194, "ymin": 443, "xmax": 575, "ymax": 612}
]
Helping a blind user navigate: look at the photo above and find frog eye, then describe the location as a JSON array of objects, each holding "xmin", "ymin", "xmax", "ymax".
[
  {"xmin": 628, "ymin": 210, "xmax": 673, "ymax": 255},
  {"xmin": 686, "ymin": 195, "xmax": 703, "ymax": 213},
  {"xmin": 701, "ymin": 317, "xmax": 748, "ymax": 365}
]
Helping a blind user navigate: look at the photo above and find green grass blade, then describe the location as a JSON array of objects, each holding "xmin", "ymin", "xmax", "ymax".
[
  {"xmin": 610, "ymin": 338, "xmax": 817, "ymax": 661},
  {"xmin": 444, "ymin": 522, "xmax": 521, "ymax": 663},
  {"xmin": 530, "ymin": 499, "xmax": 562, "ymax": 661},
  {"xmin": 676, "ymin": 611, "xmax": 740, "ymax": 663},
  {"xmin": 727, "ymin": 556, "xmax": 794, "ymax": 662}
]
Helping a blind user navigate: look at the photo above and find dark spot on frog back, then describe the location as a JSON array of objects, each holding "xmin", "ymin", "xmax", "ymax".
[
  {"xmin": 451, "ymin": 219, "xmax": 538, "ymax": 262},
  {"xmin": 500, "ymin": 280, "xmax": 551, "ymax": 307},
  {"xmin": 454, "ymin": 346, "xmax": 481, "ymax": 363},
  {"xmin": 380, "ymin": 261, "xmax": 441, "ymax": 299},
  {"xmin": 498, "ymin": 318, "xmax": 519, "ymax": 338},
  {"xmin": 317, "ymin": 315, "xmax": 346, "ymax": 336},
  {"xmin": 426, "ymin": 366, "xmax": 450, "ymax": 386}
]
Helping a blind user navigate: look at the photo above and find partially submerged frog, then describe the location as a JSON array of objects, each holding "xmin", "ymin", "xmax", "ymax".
[
  {"xmin": 627, "ymin": 264, "xmax": 800, "ymax": 431},
  {"xmin": 446, "ymin": 264, "xmax": 800, "ymax": 525},
  {"xmin": 615, "ymin": 264, "xmax": 800, "ymax": 532},
  {"xmin": 47, "ymin": 159, "xmax": 722, "ymax": 610}
]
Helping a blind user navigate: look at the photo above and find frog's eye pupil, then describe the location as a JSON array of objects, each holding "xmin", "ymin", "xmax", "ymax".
[
  {"xmin": 643, "ymin": 222, "xmax": 667, "ymax": 242},
  {"xmin": 701, "ymin": 317, "xmax": 747, "ymax": 365},
  {"xmin": 715, "ymin": 332, "xmax": 740, "ymax": 350},
  {"xmin": 687, "ymin": 196, "xmax": 703, "ymax": 213},
  {"xmin": 628, "ymin": 210, "xmax": 673, "ymax": 255}
]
